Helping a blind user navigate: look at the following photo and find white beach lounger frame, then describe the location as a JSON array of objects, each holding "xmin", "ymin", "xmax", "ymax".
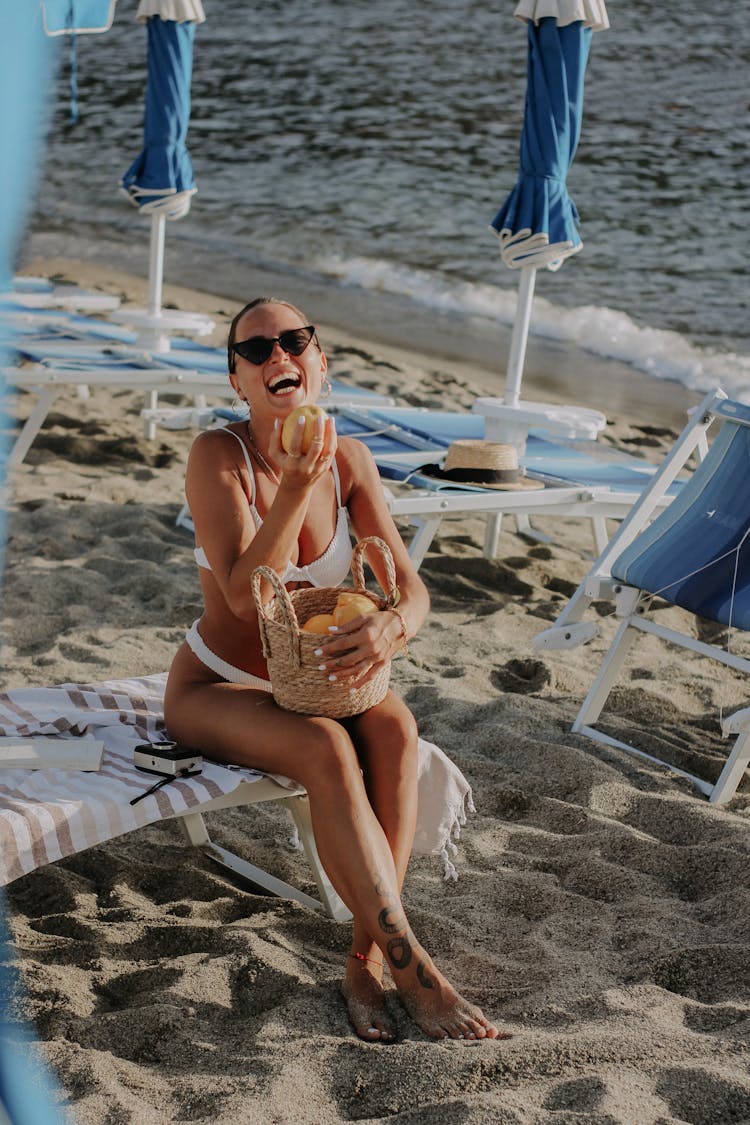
[
  {"xmin": 162, "ymin": 402, "xmax": 680, "ymax": 570},
  {"xmin": 2, "ymin": 360, "xmax": 395, "ymax": 466},
  {"xmin": 172, "ymin": 779, "xmax": 352, "ymax": 921},
  {"xmin": 535, "ymin": 388, "xmax": 750, "ymax": 804},
  {"xmin": 0, "ymin": 674, "xmax": 351, "ymax": 919},
  {"xmin": 2, "ymin": 762, "xmax": 351, "ymax": 922}
]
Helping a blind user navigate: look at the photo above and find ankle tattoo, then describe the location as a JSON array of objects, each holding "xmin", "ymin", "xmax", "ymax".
[
  {"xmin": 416, "ymin": 960, "xmax": 435, "ymax": 989},
  {"xmin": 386, "ymin": 934, "xmax": 413, "ymax": 970}
]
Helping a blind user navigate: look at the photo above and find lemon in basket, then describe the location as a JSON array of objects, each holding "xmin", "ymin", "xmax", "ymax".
[
  {"xmin": 301, "ymin": 612, "xmax": 337, "ymax": 634},
  {"xmin": 333, "ymin": 593, "xmax": 378, "ymax": 627}
]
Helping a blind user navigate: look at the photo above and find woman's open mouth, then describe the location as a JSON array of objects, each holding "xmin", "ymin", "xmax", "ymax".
[{"xmin": 267, "ymin": 372, "xmax": 302, "ymax": 396}]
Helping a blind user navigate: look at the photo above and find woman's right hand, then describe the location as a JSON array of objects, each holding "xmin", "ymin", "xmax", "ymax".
[{"xmin": 269, "ymin": 411, "xmax": 338, "ymax": 487}]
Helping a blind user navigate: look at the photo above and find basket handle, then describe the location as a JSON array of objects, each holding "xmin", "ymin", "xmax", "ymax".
[
  {"xmin": 351, "ymin": 536, "xmax": 400, "ymax": 606},
  {"xmin": 251, "ymin": 565, "xmax": 301, "ymax": 666}
]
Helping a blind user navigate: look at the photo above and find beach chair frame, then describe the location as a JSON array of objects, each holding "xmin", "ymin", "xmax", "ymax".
[
  {"xmin": 1, "ymin": 751, "xmax": 351, "ymax": 921},
  {"xmin": 172, "ymin": 781, "xmax": 352, "ymax": 921},
  {"xmin": 536, "ymin": 388, "xmax": 750, "ymax": 803}
]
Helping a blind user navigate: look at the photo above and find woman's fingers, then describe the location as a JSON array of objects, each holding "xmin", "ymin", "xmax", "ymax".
[
  {"xmin": 317, "ymin": 614, "xmax": 394, "ymax": 679},
  {"xmin": 269, "ymin": 413, "xmax": 336, "ymax": 480}
]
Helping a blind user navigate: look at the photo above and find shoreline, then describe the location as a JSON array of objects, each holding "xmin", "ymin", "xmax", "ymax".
[{"xmin": 18, "ymin": 236, "xmax": 702, "ymax": 434}]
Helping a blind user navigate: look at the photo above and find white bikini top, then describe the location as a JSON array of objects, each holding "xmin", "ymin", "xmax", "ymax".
[{"xmin": 194, "ymin": 428, "xmax": 353, "ymax": 588}]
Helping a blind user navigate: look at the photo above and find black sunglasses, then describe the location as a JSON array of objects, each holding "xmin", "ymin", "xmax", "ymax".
[{"xmin": 232, "ymin": 325, "xmax": 316, "ymax": 366}]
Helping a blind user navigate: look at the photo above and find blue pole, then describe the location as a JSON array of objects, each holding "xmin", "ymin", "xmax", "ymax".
[{"xmin": 0, "ymin": 6, "xmax": 65, "ymax": 1122}]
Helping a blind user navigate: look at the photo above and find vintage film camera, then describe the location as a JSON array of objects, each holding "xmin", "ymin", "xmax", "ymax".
[{"xmin": 133, "ymin": 741, "xmax": 202, "ymax": 778}]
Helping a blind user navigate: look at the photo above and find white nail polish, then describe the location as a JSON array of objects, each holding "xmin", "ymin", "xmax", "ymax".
[
  {"xmin": 318, "ymin": 664, "xmax": 327, "ymax": 671},
  {"xmin": 313, "ymin": 648, "xmax": 323, "ymax": 656},
  {"xmin": 273, "ymin": 418, "xmax": 279, "ymax": 430},
  {"xmin": 327, "ymin": 626, "xmax": 339, "ymax": 632},
  {"xmin": 328, "ymin": 674, "xmax": 338, "ymax": 682}
]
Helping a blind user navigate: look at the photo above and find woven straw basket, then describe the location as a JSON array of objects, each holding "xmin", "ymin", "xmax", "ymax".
[{"xmin": 251, "ymin": 536, "xmax": 400, "ymax": 718}]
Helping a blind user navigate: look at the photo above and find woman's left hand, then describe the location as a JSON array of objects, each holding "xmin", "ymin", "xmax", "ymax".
[{"xmin": 314, "ymin": 610, "xmax": 406, "ymax": 686}]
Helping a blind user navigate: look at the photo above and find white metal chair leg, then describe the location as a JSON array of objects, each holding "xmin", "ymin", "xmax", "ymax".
[
  {"xmin": 7, "ymin": 386, "xmax": 58, "ymax": 467},
  {"xmin": 710, "ymin": 730, "xmax": 750, "ymax": 804},
  {"xmin": 573, "ymin": 619, "xmax": 639, "ymax": 731},
  {"xmin": 406, "ymin": 515, "xmax": 443, "ymax": 569},
  {"xmin": 483, "ymin": 513, "xmax": 503, "ymax": 558},
  {"xmin": 591, "ymin": 516, "xmax": 609, "ymax": 556},
  {"xmin": 285, "ymin": 795, "xmax": 352, "ymax": 922},
  {"xmin": 177, "ymin": 801, "xmax": 350, "ymax": 920},
  {"xmin": 143, "ymin": 389, "xmax": 158, "ymax": 439},
  {"xmin": 177, "ymin": 809, "xmax": 317, "ymax": 909}
]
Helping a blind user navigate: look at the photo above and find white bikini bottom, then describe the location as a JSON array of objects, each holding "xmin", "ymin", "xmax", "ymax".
[{"xmin": 185, "ymin": 620, "xmax": 273, "ymax": 691}]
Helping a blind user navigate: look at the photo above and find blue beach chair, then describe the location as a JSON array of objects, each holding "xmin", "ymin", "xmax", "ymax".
[{"xmin": 536, "ymin": 388, "xmax": 750, "ymax": 803}]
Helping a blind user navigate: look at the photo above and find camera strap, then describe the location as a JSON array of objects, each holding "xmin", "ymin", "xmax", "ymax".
[{"xmin": 129, "ymin": 767, "xmax": 203, "ymax": 807}]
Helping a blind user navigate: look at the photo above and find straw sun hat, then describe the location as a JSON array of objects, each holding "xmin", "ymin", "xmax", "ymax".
[{"xmin": 422, "ymin": 440, "xmax": 544, "ymax": 491}]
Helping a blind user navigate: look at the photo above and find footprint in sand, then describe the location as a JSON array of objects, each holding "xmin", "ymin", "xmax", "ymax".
[{"xmin": 491, "ymin": 657, "xmax": 552, "ymax": 694}]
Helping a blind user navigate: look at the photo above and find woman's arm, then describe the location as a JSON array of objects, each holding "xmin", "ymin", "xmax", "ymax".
[
  {"xmin": 187, "ymin": 418, "xmax": 336, "ymax": 619},
  {"xmin": 317, "ymin": 437, "xmax": 430, "ymax": 683}
]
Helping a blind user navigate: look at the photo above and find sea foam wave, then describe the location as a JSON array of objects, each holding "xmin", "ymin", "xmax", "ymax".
[{"xmin": 318, "ymin": 254, "xmax": 750, "ymax": 402}]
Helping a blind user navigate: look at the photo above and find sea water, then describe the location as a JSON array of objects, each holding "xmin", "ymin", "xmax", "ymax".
[{"xmin": 26, "ymin": 0, "xmax": 750, "ymax": 399}]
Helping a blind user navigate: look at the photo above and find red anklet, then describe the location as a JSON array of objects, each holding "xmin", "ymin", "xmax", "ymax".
[{"xmin": 349, "ymin": 952, "xmax": 381, "ymax": 967}]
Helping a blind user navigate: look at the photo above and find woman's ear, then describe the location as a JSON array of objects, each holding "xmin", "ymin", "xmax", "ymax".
[{"xmin": 319, "ymin": 350, "xmax": 328, "ymax": 375}]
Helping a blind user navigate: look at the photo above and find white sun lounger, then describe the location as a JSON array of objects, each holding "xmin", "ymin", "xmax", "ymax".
[
  {"xmin": 2, "ymin": 357, "xmax": 393, "ymax": 468},
  {"xmin": 0, "ymin": 672, "xmax": 473, "ymax": 906},
  {"xmin": 4, "ymin": 278, "xmax": 121, "ymax": 314},
  {"xmin": 0, "ymin": 673, "xmax": 350, "ymax": 919}
]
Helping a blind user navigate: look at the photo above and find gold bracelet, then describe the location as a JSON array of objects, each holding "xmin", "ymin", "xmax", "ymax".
[{"xmin": 387, "ymin": 606, "xmax": 409, "ymax": 657}]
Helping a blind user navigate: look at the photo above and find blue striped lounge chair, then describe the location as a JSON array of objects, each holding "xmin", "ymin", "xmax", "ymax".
[{"xmin": 536, "ymin": 388, "xmax": 750, "ymax": 804}]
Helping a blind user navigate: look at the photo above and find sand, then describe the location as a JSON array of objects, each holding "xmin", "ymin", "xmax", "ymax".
[{"xmin": 1, "ymin": 261, "xmax": 748, "ymax": 1124}]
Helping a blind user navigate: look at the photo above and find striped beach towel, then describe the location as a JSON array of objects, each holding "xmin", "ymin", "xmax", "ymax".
[
  {"xmin": 0, "ymin": 673, "xmax": 474, "ymax": 886},
  {"xmin": 0, "ymin": 674, "xmax": 275, "ymax": 886}
]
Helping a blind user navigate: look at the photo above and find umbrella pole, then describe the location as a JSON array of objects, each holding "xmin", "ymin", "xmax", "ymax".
[
  {"xmin": 148, "ymin": 212, "xmax": 165, "ymax": 317},
  {"xmin": 147, "ymin": 213, "xmax": 169, "ymax": 352},
  {"xmin": 504, "ymin": 265, "xmax": 536, "ymax": 408}
]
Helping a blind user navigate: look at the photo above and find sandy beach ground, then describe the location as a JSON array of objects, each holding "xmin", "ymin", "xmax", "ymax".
[{"xmin": 1, "ymin": 260, "xmax": 749, "ymax": 1124}]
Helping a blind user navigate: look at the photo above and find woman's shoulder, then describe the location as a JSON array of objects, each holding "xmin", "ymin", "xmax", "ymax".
[
  {"xmin": 190, "ymin": 424, "xmax": 244, "ymax": 456},
  {"xmin": 335, "ymin": 433, "xmax": 378, "ymax": 474},
  {"xmin": 335, "ymin": 434, "xmax": 380, "ymax": 497}
]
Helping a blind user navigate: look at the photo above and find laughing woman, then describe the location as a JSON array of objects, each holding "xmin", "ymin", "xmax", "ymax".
[{"xmin": 164, "ymin": 297, "xmax": 502, "ymax": 1043}]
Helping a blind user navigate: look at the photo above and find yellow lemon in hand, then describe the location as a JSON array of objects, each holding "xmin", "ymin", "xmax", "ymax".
[{"xmin": 281, "ymin": 405, "xmax": 328, "ymax": 454}]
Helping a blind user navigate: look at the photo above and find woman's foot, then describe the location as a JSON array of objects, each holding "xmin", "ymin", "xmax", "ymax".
[
  {"xmin": 341, "ymin": 957, "xmax": 397, "ymax": 1043},
  {"xmin": 395, "ymin": 959, "xmax": 509, "ymax": 1042}
]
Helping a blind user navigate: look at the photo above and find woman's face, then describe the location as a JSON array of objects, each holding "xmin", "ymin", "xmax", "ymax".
[{"xmin": 229, "ymin": 302, "xmax": 327, "ymax": 422}]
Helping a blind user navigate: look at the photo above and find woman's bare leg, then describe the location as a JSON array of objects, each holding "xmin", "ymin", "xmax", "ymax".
[
  {"xmin": 337, "ymin": 695, "xmax": 419, "ymax": 1040},
  {"xmin": 165, "ymin": 657, "xmax": 502, "ymax": 1042}
]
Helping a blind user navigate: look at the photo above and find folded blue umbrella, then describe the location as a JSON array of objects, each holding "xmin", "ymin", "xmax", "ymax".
[
  {"xmin": 39, "ymin": 0, "xmax": 116, "ymax": 122},
  {"xmin": 120, "ymin": 16, "xmax": 197, "ymax": 219},
  {"xmin": 40, "ymin": 0, "xmax": 115, "ymax": 34},
  {"xmin": 491, "ymin": 16, "xmax": 592, "ymax": 270}
]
